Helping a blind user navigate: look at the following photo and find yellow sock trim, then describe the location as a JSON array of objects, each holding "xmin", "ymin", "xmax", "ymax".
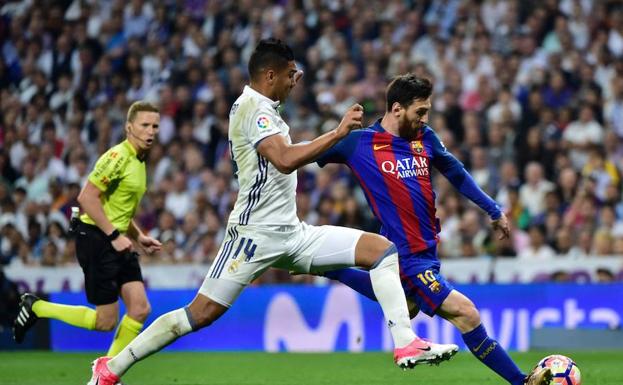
[
  {"xmin": 107, "ymin": 315, "xmax": 144, "ymax": 356},
  {"xmin": 31, "ymin": 300, "xmax": 97, "ymax": 330}
]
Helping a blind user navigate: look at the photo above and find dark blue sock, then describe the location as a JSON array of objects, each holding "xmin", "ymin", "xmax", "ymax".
[
  {"xmin": 462, "ymin": 324, "xmax": 526, "ymax": 385},
  {"xmin": 323, "ymin": 268, "xmax": 377, "ymax": 302}
]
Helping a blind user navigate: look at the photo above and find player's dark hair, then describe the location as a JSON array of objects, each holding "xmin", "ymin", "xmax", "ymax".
[
  {"xmin": 386, "ymin": 74, "xmax": 433, "ymax": 111},
  {"xmin": 248, "ymin": 38, "xmax": 294, "ymax": 81}
]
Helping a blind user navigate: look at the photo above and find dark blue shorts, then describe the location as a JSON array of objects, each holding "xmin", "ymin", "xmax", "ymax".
[{"xmin": 399, "ymin": 247, "xmax": 453, "ymax": 317}]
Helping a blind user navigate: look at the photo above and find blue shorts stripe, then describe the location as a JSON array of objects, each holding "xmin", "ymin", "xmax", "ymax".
[
  {"xmin": 210, "ymin": 228, "xmax": 232, "ymax": 278},
  {"xmin": 214, "ymin": 226, "xmax": 240, "ymax": 278},
  {"xmin": 210, "ymin": 226, "xmax": 236, "ymax": 278}
]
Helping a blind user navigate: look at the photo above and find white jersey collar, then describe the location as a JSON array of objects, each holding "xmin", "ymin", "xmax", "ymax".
[{"xmin": 243, "ymin": 85, "xmax": 280, "ymax": 109}]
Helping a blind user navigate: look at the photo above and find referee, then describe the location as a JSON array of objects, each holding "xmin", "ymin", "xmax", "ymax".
[{"xmin": 13, "ymin": 101, "xmax": 162, "ymax": 356}]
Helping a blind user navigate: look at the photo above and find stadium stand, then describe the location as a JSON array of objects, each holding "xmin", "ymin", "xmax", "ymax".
[{"xmin": 0, "ymin": 0, "xmax": 621, "ymax": 283}]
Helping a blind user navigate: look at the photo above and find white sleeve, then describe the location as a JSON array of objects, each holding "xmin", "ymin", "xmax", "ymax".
[{"xmin": 246, "ymin": 108, "xmax": 282, "ymax": 147}]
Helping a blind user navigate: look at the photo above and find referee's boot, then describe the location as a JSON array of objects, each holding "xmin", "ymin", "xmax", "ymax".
[{"xmin": 13, "ymin": 293, "xmax": 40, "ymax": 343}]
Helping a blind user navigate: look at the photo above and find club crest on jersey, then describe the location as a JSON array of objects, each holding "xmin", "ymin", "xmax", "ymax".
[
  {"xmin": 228, "ymin": 259, "xmax": 241, "ymax": 274},
  {"xmin": 411, "ymin": 141, "xmax": 423, "ymax": 154},
  {"xmin": 256, "ymin": 115, "xmax": 271, "ymax": 131},
  {"xmin": 428, "ymin": 281, "xmax": 441, "ymax": 294},
  {"xmin": 381, "ymin": 156, "xmax": 429, "ymax": 179}
]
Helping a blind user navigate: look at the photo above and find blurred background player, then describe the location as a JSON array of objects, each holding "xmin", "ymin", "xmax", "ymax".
[
  {"xmin": 13, "ymin": 101, "xmax": 162, "ymax": 357},
  {"xmin": 86, "ymin": 39, "xmax": 457, "ymax": 385},
  {"xmin": 315, "ymin": 75, "xmax": 551, "ymax": 385}
]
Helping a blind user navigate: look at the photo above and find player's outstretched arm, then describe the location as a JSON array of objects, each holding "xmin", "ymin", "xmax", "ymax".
[
  {"xmin": 429, "ymin": 131, "xmax": 503, "ymax": 222},
  {"xmin": 257, "ymin": 104, "xmax": 363, "ymax": 174}
]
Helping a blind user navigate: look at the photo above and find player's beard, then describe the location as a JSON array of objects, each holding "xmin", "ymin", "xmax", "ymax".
[{"xmin": 398, "ymin": 118, "xmax": 422, "ymax": 141}]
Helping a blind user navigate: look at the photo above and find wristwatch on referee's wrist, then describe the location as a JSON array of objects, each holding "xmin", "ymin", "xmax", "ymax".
[{"xmin": 107, "ymin": 229, "xmax": 121, "ymax": 242}]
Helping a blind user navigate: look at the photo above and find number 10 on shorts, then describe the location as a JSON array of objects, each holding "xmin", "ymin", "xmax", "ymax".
[
  {"xmin": 416, "ymin": 270, "xmax": 437, "ymax": 285},
  {"xmin": 417, "ymin": 270, "xmax": 442, "ymax": 294}
]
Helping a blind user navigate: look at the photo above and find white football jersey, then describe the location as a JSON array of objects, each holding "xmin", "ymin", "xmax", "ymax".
[{"xmin": 227, "ymin": 86, "xmax": 298, "ymax": 226}]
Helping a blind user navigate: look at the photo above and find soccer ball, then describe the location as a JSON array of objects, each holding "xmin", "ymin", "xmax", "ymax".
[{"xmin": 537, "ymin": 355, "xmax": 581, "ymax": 385}]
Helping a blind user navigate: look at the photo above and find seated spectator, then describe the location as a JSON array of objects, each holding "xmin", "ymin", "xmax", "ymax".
[
  {"xmin": 563, "ymin": 105, "xmax": 604, "ymax": 170},
  {"xmin": 550, "ymin": 270, "xmax": 571, "ymax": 282},
  {"xmin": 518, "ymin": 224, "xmax": 556, "ymax": 259},
  {"xmin": 592, "ymin": 228, "xmax": 614, "ymax": 256},
  {"xmin": 581, "ymin": 147, "xmax": 620, "ymax": 202},
  {"xmin": 519, "ymin": 162, "xmax": 555, "ymax": 218},
  {"xmin": 596, "ymin": 268, "xmax": 615, "ymax": 283},
  {"xmin": 554, "ymin": 227, "xmax": 585, "ymax": 259}
]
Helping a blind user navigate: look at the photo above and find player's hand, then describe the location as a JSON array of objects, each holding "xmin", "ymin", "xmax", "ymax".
[
  {"xmin": 491, "ymin": 213, "xmax": 510, "ymax": 240},
  {"xmin": 336, "ymin": 104, "xmax": 364, "ymax": 138},
  {"xmin": 138, "ymin": 234, "xmax": 162, "ymax": 254},
  {"xmin": 111, "ymin": 234, "xmax": 133, "ymax": 253}
]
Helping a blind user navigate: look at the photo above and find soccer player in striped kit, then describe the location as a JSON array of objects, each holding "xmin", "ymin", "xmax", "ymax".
[
  {"xmin": 315, "ymin": 74, "xmax": 552, "ymax": 385},
  {"xmin": 86, "ymin": 40, "xmax": 457, "ymax": 385}
]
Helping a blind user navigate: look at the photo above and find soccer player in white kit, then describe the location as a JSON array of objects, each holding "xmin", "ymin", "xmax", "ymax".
[{"xmin": 87, "ymin": 39, "xmax": 457, "ymax": 385}]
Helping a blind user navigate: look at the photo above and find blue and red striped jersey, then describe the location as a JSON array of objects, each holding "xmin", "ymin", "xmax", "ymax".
[{"xmin": 317, "ymin": 120, "xmax": 501, "ymax": 258}]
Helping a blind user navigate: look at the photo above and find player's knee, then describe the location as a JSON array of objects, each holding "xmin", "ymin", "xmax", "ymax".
[
  {"xmin": 128, "ymin": 301, "xmax": 151, "ymax": 323},
  {"xmin": 190, "ymin": 309, "xmax": 219, "ymax": 329},
  {"xmin": 143, "ymin": 302, "xmax": 152, "ymax": 319},
  {"xmin": 355, "ymin": 233, "xmax": 393, "ymax": 268},
  {"xmin": 187, "ymin": 300, "xmax": 222, "ymax": 329},
  {"xmin": 460, "ymin": 303, "xmax": 481, "ymax": 329},
  {"xmin": 371, "ymin": 247, "xmax": 398, "ymax": 270},
  {"xmin": 193, "ymin": 316, "xmax": 212, "ymax": 328},
  {"xmin": 368, "ymin": 243, "xmax": 397, "ymax": 270}
]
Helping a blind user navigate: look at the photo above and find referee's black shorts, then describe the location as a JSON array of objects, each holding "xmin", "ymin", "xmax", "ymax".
[{"xmin": 75, "ymin": 221, "xmax": 144, "ymax": 305}]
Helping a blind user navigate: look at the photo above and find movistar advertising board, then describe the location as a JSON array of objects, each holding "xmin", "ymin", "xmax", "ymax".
[{"xmin": 50, "ymin": 284, "xmax": 623, "ymax": 352}]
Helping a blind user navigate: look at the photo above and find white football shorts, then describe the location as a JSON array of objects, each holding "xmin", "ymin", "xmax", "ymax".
[{"xmin": 198, "ymin": 222, "xmax": 363, "ymax": 307}]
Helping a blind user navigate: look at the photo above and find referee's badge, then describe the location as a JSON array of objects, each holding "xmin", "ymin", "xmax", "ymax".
[{"xmin": 256, "ymin": 115, "xmax": 271, "ymax": 131}]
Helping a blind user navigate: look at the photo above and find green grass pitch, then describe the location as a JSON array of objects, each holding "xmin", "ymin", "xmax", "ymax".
[{"xmin": 0, "ymin": 351, "xmax": 621, "ymax": 384}]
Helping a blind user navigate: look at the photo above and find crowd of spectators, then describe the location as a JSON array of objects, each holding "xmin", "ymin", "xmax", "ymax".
[{"xmin": 0, "ymin": 0, "xmax": 622, "ymax": 282}]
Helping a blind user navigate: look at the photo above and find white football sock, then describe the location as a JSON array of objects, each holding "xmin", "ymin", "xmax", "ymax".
[
  {"xmin": 369, "ymin": 248, "xmax": 417, "ymax": 348},
  {"xmin": 108, "ymin": 308, "xmax": 194, "ymax": 376}
]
